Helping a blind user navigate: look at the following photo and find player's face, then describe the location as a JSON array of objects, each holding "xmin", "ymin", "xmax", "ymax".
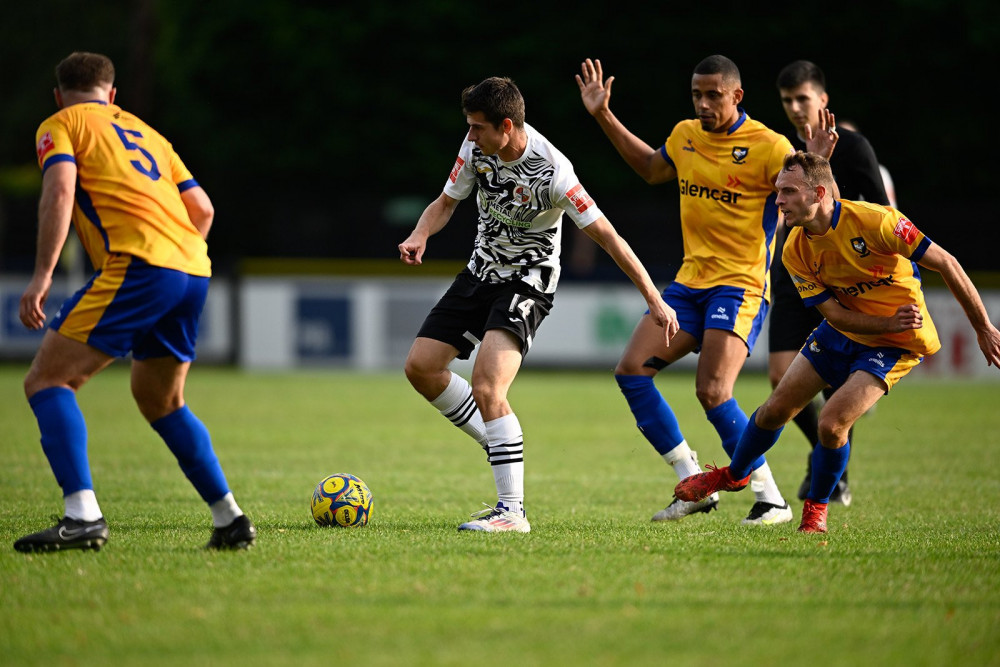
[
  {"xmin": 779, "ymin": 83, "xmax": 828, "ymax": 135},
  {"xmin": 465, "ymin": 112, "xmax": 507, "ymax": 156},
  {"xmin": 691, "ymin": 73, "xmax": 743, "ymax": 132},
  {"xmin": 775, "ymin": 167, "xmax": 820, "ymax": 226}
]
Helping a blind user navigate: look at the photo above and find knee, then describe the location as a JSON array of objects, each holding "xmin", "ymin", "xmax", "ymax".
[
  {"xmin": 695, "ymin": 383, "xmax": 729, "ymax": 410},
  {"xmin": 24, "ymin": 366, "xmax": 77, "ymax": 399},
  {"xmin": 614, "ymin": 355, "xmax": 659, "ymax": 377},
  {"xmin": 471, "ymin": 382, "xmax": 503, "ymax": 413},
  {"xmin": 403, "ymin": 354, "xmax": 447, "ymax": 401},
  {"xmin": 817, "ymin": 414, "xmax": 850, "ymax": 448},
  {"xmin": 753, "ymin": 402, "xmax": 784, "ymax": 430},
  {"xmin": 403, "ymin": 354, "xmax": 424, "ymax": 387},
  {"xmin": 133, "ymin": 390, "xmax": 183, "ymax": 424}
]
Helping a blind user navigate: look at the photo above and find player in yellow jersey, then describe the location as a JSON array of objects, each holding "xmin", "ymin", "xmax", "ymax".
[
  {"xmin": 14, "ymin": 52, "xmax": 255, "ymax": 553},
  {"xmin": 577, "ymin": 55, "xmax": 795, "ymax": 525},
  {"xmin": 674, "ymin": 151, "xmax": 1000, "ymax": 532}
]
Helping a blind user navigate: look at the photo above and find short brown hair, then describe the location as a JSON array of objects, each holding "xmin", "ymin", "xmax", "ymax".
[
  {"xmin": 56, "ymin": 52, "xmax": 115, "ymax": 92},
  {"xmin": 783, "ymin": 151, "xmax": 835, "ymax": 191},
  {"xmin": 461, "ymin": 77, "xmax": 525, "ymax": 129}
]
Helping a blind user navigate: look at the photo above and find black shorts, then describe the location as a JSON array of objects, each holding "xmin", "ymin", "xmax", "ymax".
[
  {"xmin": 416, "ymin": 269, "xmax": 554, "ymax": 360},
  {"xmin": 769, "ymin": 264, "xmax": 823, "ymax": 353}
]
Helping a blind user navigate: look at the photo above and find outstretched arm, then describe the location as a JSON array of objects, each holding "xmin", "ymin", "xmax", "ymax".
[
  {"xmin": 20, "ymin": 161, "xmax": 76, "ymax": 329},
  {"xmin": 398, "ymin": 193, "xmax": 460, "ymax": 265},
  {"xmin": 918, "ymin": 244, "xmax": 1000, "ymax": 367},
  {"xmin": 576, "ymin": 58, "xmax": 676, "ymax": 185},
  {"xmin": 581, "ymin": 217, "xmax": 679, "ymax": 345}
]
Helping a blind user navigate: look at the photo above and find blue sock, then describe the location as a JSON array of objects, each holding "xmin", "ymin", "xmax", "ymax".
[
  {"xmin": 729, "ymin": 409, "xmax": 782, "ymax": 478},
  {"xmin": 28, "ymin": 387, "xmax": 92, "ymax": 495},
  {"xmin": 704, "ymin": 398, "xmax": 749, "ymax": 459},
  {"xmin": 151, "ymin": 406, "xmax": 230, "ymax": 504},
  {"xmin": 809, "ymin": 442, "xmax": 850, "ymax": 503},
  {"xmin": 615, "ymin": 375, "xmax": 684, "ymax": 455}
]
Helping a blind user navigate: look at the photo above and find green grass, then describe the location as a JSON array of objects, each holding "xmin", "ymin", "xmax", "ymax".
[{"xmin": 2, "ymin": 365, "xmax": 999, "ymax": 666}]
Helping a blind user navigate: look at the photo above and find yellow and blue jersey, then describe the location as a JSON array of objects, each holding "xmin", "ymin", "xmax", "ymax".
[
  {"xmin": 661, "ymin": 110, "xmax": 793, "ymax": 300},
  {"xmin": 783, "ymin": 199, "xmax": 940, "ymax": 356},
  {"xmin": 35, "ymin": 101, "xmax": 210, "ymax": 277}
]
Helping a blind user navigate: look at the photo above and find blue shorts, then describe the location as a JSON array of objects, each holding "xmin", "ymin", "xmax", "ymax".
[
  {"xmin": 51, "ymin": 254, "xmax": 208, "ymax": 362},
  {"xmin": 660, "ymin": 283, "xmax": 768, "ymax": 355},
  {"xmin": 800, "ymin": 321, "xmax": 923, "ymax": 392}
]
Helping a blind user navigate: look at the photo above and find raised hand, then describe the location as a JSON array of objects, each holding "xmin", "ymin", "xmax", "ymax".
[
  {"xmin": 575, "ymin": 58, "xmax": 614, "ymax": 117},
  {"xmin": 805, "ymin": 108, "xmax": 838, "ymax": 159}
]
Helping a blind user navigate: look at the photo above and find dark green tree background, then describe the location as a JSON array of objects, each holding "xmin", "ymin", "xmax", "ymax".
[{"xmin": 1, "ymin": 0, "xmax": 996, "ymax": 279}]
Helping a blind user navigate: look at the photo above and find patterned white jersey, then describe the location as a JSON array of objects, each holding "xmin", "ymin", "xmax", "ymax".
[{"xmin": 443, "ymin": 122, "xmax": 603, "ymax": 294}]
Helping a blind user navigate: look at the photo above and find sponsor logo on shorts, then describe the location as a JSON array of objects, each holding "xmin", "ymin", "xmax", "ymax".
[
  {"xmin": 710, "ymin": 306, "xmax": 730, "ymax": 321},
  {"xmin": 868, "ymin": 351, "xmax": 886, "ymax": 368}
]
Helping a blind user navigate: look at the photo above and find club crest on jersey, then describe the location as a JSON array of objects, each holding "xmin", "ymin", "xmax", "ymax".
[
  {"xmin": 449, "ymin": 156, "xmax": 465, "ymax": 183},
  {"xmin": 731, "ymin": 146, "xmax": 749, "ymax": 164},
  {"xmin": 850, "ymin": 237, "xmax": 870, "ymax": 258},
  {"xmin": 513, "ymin": 185, "xmax": 531, "ymax": 204}
]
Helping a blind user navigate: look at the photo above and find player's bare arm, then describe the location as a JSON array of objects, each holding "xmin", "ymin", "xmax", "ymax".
[
  {"xmin": 180, "ymin": 186, "xmax": 215, "ymax": 240},
  {"xmin": 817, "ymin": 300, "xmax": 922, "ymax": 335},
  {"xmin": 576, "ymin": 58, "xmax": 677, "ymax": 185},
  {"xmin": 581, "ymin": 217, "xmax": 679, "ymax": 345},
  {"xmin": 918, "ymin": 243, "xmax": 1000, "ymax": 367},
  {"xmin": 398, "ymin": 193, "xmax": 459, "ymax": 265},
  {"xmin": 20, "ymin": 161, "xmax": 76, "ymax": 329}
]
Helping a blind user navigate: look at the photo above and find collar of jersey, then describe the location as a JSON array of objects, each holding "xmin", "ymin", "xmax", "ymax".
[
  {"xmin": 726, "ymin": 108, "xmax": 748, "ymax": 135},
  {"xmin": 830, "ymin": 200, "xmax": 843, "ymax": 230}
]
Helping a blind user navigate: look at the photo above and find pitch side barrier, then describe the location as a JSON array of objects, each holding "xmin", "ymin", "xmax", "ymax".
[{"xmin": 1, "ymin": 268, "xmax": 997, "ymax": 378}]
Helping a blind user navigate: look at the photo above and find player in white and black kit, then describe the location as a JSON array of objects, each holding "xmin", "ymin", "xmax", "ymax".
[
  {"xmin": 399, "ymin": 77, "xmax": 678, "ymax": 533},
  {"xmin": 771, "ymin": 61, "xmax": 891, "ymax": 504}
]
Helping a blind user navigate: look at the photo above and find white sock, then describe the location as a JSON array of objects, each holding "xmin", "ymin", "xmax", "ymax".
[
  {"xmin": 64, "ymin": 489, "xmax": 102, "ymax": 522},
  {"xmin": 485, "ymin": 414, "xmax": 524, "ymax": 516},
  {"xmin": 662, "ymin": 440, "xmax": 701, "ymax": 480},
  {"xmin": 209, "ymin": 492, "xmax": 243, "ymax": 528},
  {"xmin": 749, "ymin": 462, "xmax": 786, "ymax": 506},
  {"xmin": 431, "ymin": 372, "xmax": 488, "ymax": 450}
]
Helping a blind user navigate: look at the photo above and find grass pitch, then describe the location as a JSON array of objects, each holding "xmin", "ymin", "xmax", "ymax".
[{"xmin": 1, "ymin": 365, "xmax": 998, "ymax": 666}]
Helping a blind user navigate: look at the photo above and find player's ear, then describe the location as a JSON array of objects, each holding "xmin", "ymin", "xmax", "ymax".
[
  {"xmin": 502, "ymin": 118, "xmax": 513, "ymax": 134},
  {"xmin": 53, "ymin": 88, "xmax": 63, "ymax": 109},
  {"xmin": 732, "ymin": 87, "xmax": 744, "ymax": 105},
  {"xmin": 109, "ymin": 87, "xmax": 117, "ymax": 104}
]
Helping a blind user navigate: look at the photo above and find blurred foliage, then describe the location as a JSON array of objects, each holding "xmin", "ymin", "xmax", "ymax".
[{"xmin": 0, "ymin": 0, "xmax": 995, "ymax": 274}]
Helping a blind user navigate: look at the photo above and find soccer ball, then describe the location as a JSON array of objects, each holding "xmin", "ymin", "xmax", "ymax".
[{"xmin": 311, "ymin": 473, "xmax": 373, "ymax": 527}]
